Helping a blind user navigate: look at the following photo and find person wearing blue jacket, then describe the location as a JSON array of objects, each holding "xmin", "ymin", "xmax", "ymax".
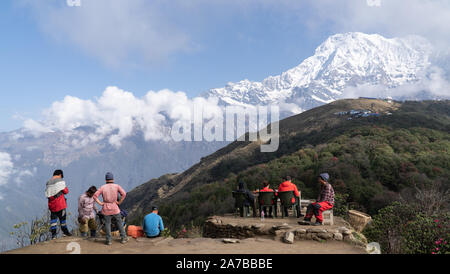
[{"xmin": 143, "ymin": 206, "xmax": 164, "ymax": 238}]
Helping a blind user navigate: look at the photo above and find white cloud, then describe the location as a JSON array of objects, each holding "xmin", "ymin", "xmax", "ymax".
[
  {"xmin": 306, "ymin": 0, "xmax": 450, "ymax": 51},
  {"xmin": 0, "ymin": 152, "xmax": 14, "ymax": 186},
  {"xmin": 24, "ymin": 87, "xmax": 223, "ymax": 147},
  {"xmin": 342, "ymin": 66, "xmax": 450, "ymax": 99}
]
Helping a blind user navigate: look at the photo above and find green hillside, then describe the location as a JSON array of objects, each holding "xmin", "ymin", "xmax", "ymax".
[{"xmin": 122, "ymin": 99, "xmax": 450, "ymax": 239}]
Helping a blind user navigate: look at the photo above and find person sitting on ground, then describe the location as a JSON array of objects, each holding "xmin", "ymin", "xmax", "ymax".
[
  {"xmin": 302, "ymin": 173, "xmax": 334, "ymax": 226},
  {"xmin": 78, "ymin": 186, "xmax": 98, "ymax": 238},
  {"xmin": 143, "ymin": 206, "xmax": 164, "ymax": 238},
  {"xmin": 277, "ymin": 176, "xmax": 302, "ymax": 217},
  {"xmin": 237, "ymin": 181, "xmax": 257, "ymax": 217},
  {"xmin": 259, "ymin": 181, "xmax": 275, "ymax": 218}
]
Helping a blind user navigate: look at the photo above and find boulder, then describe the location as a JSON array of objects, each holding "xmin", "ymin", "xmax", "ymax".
[
  {"xmin": 333, "ymin": 233, "xmax": 343, "ymax": 241},
  {"xmin": 366, "ymin": 242, "xmax": 381, "ymax": 254},
  {"xmin": 307, "ymin": 228, "xmax": 327, "ymax": 233},
  {"xmin": 317, "ymin": 232, "xmax": 333, "ymax": 240},
  {"xmin": 283, "ymin": 232, "xmax": 295, "ymax": 244},
  {"xmin": 223, "ymin": 238, "xmax": 240, "ymax": 244}
]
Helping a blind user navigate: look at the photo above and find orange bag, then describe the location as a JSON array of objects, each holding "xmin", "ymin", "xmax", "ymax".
[{"xmin": 127, "ymin": 225, "xmax": 144, "ymax": 238}]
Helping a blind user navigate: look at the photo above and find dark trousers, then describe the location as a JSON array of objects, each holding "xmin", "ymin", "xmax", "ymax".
[
  {"xmin": 50, "ymin": 209, "xmax": 69, "ymax": 236},
  {"xmin": 104, "ymin": 213, "xmax": 126, "ymax": 242},
  {"xmin": 146, "ymin": 233, "xmax": 161, "ymax": 238},
  {"xmin": 283, "ymin": 197, "xmax": 301, "ymax": 217}
]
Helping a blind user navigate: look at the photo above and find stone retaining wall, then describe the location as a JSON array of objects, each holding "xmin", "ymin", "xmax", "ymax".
[{"xmin": 203, "ymin": 216, "xmax": 367, "ymax": 247}]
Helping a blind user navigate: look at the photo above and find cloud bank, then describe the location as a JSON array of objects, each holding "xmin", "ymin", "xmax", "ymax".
[
  {"xmin": 24, "ymin": 87, "xmax": 227, "ymax": 147},
  {"xmin": 342, "ymin": 66, "xmax": 450, "ymax": 99},
  {"xmin": 0, "ymin": 153, "xmax": 14, "ymax": 186}
]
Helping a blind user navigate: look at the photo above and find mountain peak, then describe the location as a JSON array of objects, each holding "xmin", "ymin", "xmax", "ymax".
[{"xmin": 204, "ymin": 32, "xmax": 434, "ymax": 110}]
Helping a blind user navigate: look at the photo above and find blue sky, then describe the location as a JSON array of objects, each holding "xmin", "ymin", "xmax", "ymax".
[{"xmin": 1, "ymin": 0, "xmax": 448, "ymax": 132}]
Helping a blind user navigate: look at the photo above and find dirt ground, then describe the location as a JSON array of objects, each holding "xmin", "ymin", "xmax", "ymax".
[{"xmin": 3, "ymin": 235, "xmax": 366, "ymax": 254}]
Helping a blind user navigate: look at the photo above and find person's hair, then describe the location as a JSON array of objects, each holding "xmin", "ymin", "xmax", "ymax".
[
  {"xmin": 263, "ymin": 181, "xmax": 270, "ymax": 187},
  {"xmin": 152, "ymin": 206, "xmax": 158, "ymax": 211},
  {"xmin": 285, "ymin": 176, "xmax": 291, "ymax": 181},
  {"xmin": 86, "ymin": 186, "xmax": 97, "ymax": 195},
  {"xmin": 53, "ymin": 169, "xmax": 64, "ymax": 178}
]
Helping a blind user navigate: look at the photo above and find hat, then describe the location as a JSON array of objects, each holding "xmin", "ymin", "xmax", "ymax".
[
  {"xmin": 319, "ymin": 173, "xmax": 330, "ymax": 182},
  {"xmin": 152, "ymin": 206, "xmax": 158, "ymax": 211},
  {"xmin": 105, "ymin": 172, "xmax": 114, "ymax": 181}
]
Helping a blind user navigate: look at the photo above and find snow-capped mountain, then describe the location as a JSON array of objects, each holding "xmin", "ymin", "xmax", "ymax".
[{"xmin": 204, "ymin": 32, "xmax": 436, "ymax": 110}]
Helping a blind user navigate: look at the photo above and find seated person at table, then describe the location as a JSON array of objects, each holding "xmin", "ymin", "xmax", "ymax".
[
  {"xmin": 259, "ymin": 181, "xmax": 275, "ymax": 218},
  {"xmin": 143, "ymin": 206, "xmax": 164, "ymax": 238},
  {"xmin": 237, "ymin": 181, "xmax": 257, "ymax": 217},
  {"xmin": 278, "ymin": 176, "xmax": 302, "ymax": 217}
]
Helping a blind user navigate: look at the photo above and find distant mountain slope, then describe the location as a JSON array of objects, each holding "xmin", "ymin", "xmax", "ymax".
[{"xmin": 122, "ymin": 99, "xmax": 450, "ymax": 230}]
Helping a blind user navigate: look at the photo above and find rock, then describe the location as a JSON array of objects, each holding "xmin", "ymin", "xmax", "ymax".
[
  {"xmin": 274, "ymin": 224, "xmax": 293, "ymax": 230},
  {"xmin": 283, "ymin": 232, "xmax": 295, "ymax": 244},
  {"xmin": 366, "ymin": 242, "xmax": 381, "ymax": 254},
  {"xmin": 294, "ymin": 228, "xmax": 307, "ymax": 234},
  {"xmin": 343, "ymin": 234, "xmax": 356, "ymax": 244},
  {"xmin": 252, "ymin": 224, "xmax": 265, "ymax": 230},
  {"xmin": 338, "ymin": 227, "xmax": 352, "ymax": 235},
  {"xmin": 333, "ymin": 233, "xmax": 343, "ymax": 241},
  {"xmin": 317, "ymin": 232, "xmax": 333, "ymax": 240},
  {"xmin": 307, "ymin": 228, "xmax": 327, "ymax": 233},
  {"xmin": 223, "ymin": 238, "xmax": 240, "ymax": 244}
]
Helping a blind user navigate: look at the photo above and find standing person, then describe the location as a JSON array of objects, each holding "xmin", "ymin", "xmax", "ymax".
[
  {"xmin": 143, "ymin": 206, "xmax": 165, "ymax": 238},
  {"xmin": 277, "ymin": 176, "xmax": 302, "ymax": 217},
  {"xmin": 45, "ymin": 169, "xmax": 72, "ymax": 239},
  {"xmin": 78, "ymin": 186, "xmax": 98, "ymax": 238},
  {"xmin": 93, "ymin": 172, "xmax": 128, "ymax": 245},
  {"xmin": 302, "ymin": 173, "xmax": 335, "ymax": 226}
]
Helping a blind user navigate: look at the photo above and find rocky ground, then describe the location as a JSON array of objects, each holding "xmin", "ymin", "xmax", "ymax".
[
  {"xmin": 3, "ymin": 214, "xmax": 369, "ymax": 254},
  {"xmin": 3, "ymin": 235, "xmax": 366, "ymax": 254}
]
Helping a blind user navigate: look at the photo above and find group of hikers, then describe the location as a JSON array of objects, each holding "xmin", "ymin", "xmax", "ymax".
[
  {"xmin": 45, "ymin": 170, "xmax": 164, "ymax": 245},
  {"xmin": 236, "ymin": 173, "xmax": 335, "ymax": 226},
  {"xmin": 44, "ymin": 169, "xmax": 334, "ymax": 246}
]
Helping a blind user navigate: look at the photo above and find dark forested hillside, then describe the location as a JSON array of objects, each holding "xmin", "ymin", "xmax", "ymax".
[{"xmin": 122, "ymin": 99, "xmax": 450, "ymax": 233}]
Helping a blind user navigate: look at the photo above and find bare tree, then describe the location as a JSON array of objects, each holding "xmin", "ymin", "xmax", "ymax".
[{"xmin": 400, "ymin": 181, "xmax": 450, "ymax": 215}]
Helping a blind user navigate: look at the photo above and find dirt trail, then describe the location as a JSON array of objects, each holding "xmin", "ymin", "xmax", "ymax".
[{"xmin": 3, "ymin": 236, "xmax": 366, "ymax": 254}]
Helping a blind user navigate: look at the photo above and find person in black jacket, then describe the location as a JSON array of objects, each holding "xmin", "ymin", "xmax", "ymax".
[{"xmin": 237, "ymin": 181, "xmax": 257, "ymax": 217}]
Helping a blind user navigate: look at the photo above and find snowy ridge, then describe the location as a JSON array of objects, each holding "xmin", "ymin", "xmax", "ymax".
[{"xmin": 204, "ymin": 32, "xmax": 434, "ymax": 109}]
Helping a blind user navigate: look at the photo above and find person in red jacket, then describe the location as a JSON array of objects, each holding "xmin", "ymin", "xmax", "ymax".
[
  {"xmin": 45, "ymin": 170, "xmax": 72, "ymax": 239},
  {"xmin": 259, "ymin": 181, "xmax": 275, "ymax": 218},
  {"xmin": 277, "ymin": 176, "xmax": 302, "ymax": 217}
]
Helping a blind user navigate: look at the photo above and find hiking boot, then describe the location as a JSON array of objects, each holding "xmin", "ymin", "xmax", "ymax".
[
  {"xmin": 121, "ymin": 237, "xmax": 129, "ymax": 244},
  {"xmin": 105, "ymin": 240, "xmax": 112, "ymax": 245},
  {"xmin": 312, "ymin": 221, "xmax": 322, "ymax": 226},
  {"xmin": 63, "ymin": 231, "xmax": 72, "ymax": 237},
  {"xmin": 298, "ymin": 220, "xmax": 311, "ymax": 225},
  {"xmin": 51, "ymin": 234, "xmax": 57, "ymax": 240},
  {"xmin": 62, "ymin": 228, "xmax": 72, "ymax": 237}
]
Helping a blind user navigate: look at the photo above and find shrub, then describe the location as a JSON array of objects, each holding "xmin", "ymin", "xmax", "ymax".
[
  {"xmin": 402, "ymin": 213, "xmax": 450, "ymax": 254},
  {"xmin": 363, "ymin": 202, "xmax": 418, "ymax": 254}
]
